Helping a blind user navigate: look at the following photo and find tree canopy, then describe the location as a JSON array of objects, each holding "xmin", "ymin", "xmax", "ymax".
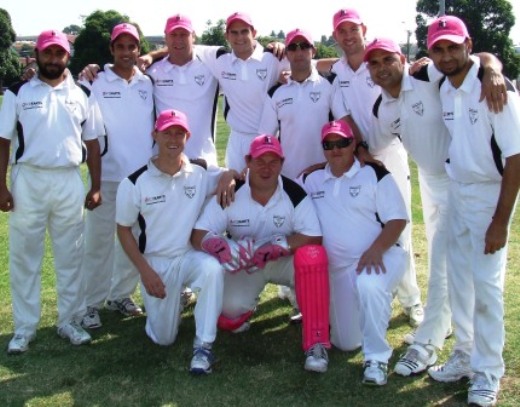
[
  {"xmin": 416, "ymin": 0, "xmax": 520, "ymax": 78},
  {"xmin": 0, "ymin": 8, "xmax": 21, "ymax": 92},
  {"xmin": 198, "ymin": 19, "xmax": 226, "ymax": 46},
  {"xmin": 69, "ymin": 9, "xmax": 151, "ymax": 75}
]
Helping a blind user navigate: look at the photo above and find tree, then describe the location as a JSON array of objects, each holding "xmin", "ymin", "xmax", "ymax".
[
  {"xmin": 416, "ymin": 0, "xmax": 520, "ymax": 78},
  {"xmin": 314, "ymin": 43, "xmax": 339, "ymax": 59},
  {"xmin": 0, "ymin": 8, "xmax": 21, "ymax": 93},
  {"xmin": 199, "ymin": 19, "xmax": 226, "ymax": 46},
  {"xmin": 63, "ymin": 24, "xmax": 82, "ymax": 35},
  {"xmin": 69, "ymin": 10, "xmax": 151, "ymax": 75}
]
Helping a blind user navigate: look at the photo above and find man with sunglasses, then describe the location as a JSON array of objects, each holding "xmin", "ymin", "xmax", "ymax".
[{"xmin": 299, "ymin": 120, "xmax": 408, "ymax": 385}]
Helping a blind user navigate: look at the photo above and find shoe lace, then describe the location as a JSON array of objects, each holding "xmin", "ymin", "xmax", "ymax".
[
  {"xmin": 193, "ymin": 347, "xmax": 212, "ymax": 362},
  {"xmin": 119, "ymin": 298, "xmax": 134, "ymax": 309}
]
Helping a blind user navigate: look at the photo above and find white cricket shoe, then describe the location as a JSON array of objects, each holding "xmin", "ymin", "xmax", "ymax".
[
  {"xmin": 304, "ymin": 343, "xmax": 329, "ymax": 373},
  {"xmin": 81, "ymin": 306, "xmax": 102, "ymax": 329},
  {"xmin": 7, "ymin": 333, "xmax": 35, "ymax": 354},
  {"xmin": 362, "ymin": 360, "xmax": 388, "ymax": 386},
  {"xmin": 58, "ymin": 321, "xmax": 92, "ymax": 345},
  {"xmin": 404, "ymin": 303, "xmax": 424, "ymax": 327},
  {"xmin": 428, "ymin": 350, "xmax": 473, "ymax": 382},
  {"xmin": 468, "ymin": 372, "xmax": 499, "ymax": 407},
  {"xmin": 394, "ymin": 344, "xmax": 437, "ymax": 376},
  {"xmin": 189, "ymin": 347, "xmax": 215, "ymax": 375}
]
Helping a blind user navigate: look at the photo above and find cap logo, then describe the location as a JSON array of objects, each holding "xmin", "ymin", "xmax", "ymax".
[
  {"xmin": 439, "ymin": 20, "xmax": 447, "ymax": 29},
  {"xmin": 175, "ymin": 15, "xmax": 181, "ymax": 21},
  {"xmin": 263, "ymin": 135, "xmax": 274, "ymax": 145}
]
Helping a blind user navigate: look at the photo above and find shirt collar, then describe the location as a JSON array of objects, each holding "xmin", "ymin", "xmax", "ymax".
[
  {"xmin": 231, "ymin": 42, "xmax": 264, "ymax": 63},
  {"xmin": 287, "ymin": 66, "xmax": 320, "ymax": 85},
  {"xmin": 323, "ymin": 159, "xmax": 361, "ymax": 181},
  {"xmin": 148, "ymin": 155, "xmax": 193, "ymax": 177},
  {"xmin": 104, "ymin": 64, "xmax": 145, "ymax": 84}
]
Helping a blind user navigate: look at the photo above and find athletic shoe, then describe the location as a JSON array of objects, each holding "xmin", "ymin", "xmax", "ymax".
[
  {"xmin": 81, "ymin": 306, "xmax": 102, "ymax": 329},
  {"xmin": 189, "ymin": 347, "xmax": 215, "ymax": 375},
  {"xmin": 289, "ymin": 310, "xmax": 303, "ymax": 324},
  {"xmin": 394, "ymin": 344, "xmax": 437, "ymax": 376},
  {"xmin": 57, "ymin": 321, "xmax": 92, "ymax": 345},
  {"xmin": 304, "ymin": 343, "xmax": 329, "ymax": 373},
  {"xmin": 362, "ymin": 360, "xmax": 388, "ymax": 386},
  {"xmin": 403, "ymin": 326, "xmax": 453, "ymax": 345},
  {"xmin": 404, "ymin": 303, "xmax": 424, "ymax": 327},
  {"xmin": 7, "ymin": 333, "xmax": 35, "ymax": 354},
  {"xmin": 106, "ymin": 297, "xmax": 143, "ymax": 317},
  {"xmin": 428, "ymin": 350, "xmax": 473, "ymax": 382},
  {"xmin": 468, "ymin": 372, "xmax": 499, "ymax": 407}
]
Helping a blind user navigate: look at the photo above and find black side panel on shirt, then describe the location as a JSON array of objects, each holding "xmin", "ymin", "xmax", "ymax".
[
  {"xmin": 372, "ymin": 94, "xmax": 383, "ymax": 118},
  {"xmin": 268, "ymin": 82, "xmax": 283, "ymax": 98},
  {"xmin": 216, "ymin": 47, "xmax": 230, "ymax": 58},
  {"xmin": 281, "ymin": 175, "xmax": 307, "ymax": 207},
  {"xmin": 411, "ymin": 64, "xmax": 430, "ymax": 82},
  {"xmin": 8, "ymin": 81, "xmax": 26, "ymax": 96},
  {"xmin": 319, "ymin": 71, "xmax": 337, "ymax": 84},
  {"xmin": 301, "ymin": 164, "xmax": 327, "ymax": 183},
  {"xmin": 490, "ymin": 134, "xmax": 504, "ymax": 176},
  {"xmin": 190, "ymin": 158, "xmax": 208, "ymax": 170},
  {"xmin": 128, "ymin": 165, "xmax": 148, "ymax": 185},
  {"xmin": 366, "ymin": 162, "xmax": 390, "ymax": 182},
  {"xmin": 14, "ymin": 121, "xmax": 24, "ymax": 163},
  {"xmin": 77, "ymin": 82, "xmax": 91, "ymax": 97},
  {"xmin": 137, "ymin": 214, "xmax": 147, "ymax": 253},
  {"xmin": 234, "ymin": 179, "xmax": 245, "ymax": 192}
]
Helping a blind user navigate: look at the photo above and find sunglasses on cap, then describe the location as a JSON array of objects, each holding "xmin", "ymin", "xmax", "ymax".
[
  {"xmin": 287, "ymin": 42, "xmax": 313, "ymax": 52},
  {"xmin": 322, "ymin": 138, "xmax": 353, "ymax": 150}
]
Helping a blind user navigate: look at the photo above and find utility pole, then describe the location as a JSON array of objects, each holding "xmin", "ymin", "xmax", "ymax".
[{"xmin": 439, "ymin": 0, "xmax": 446, "ymax": 16}]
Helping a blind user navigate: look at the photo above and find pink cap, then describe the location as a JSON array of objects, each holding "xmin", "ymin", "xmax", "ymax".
[
  {"xmin": 285, "ymin": 28, "xmax": 313, "ymax": 46},
  {"xmin": 164, "ymin": 14, "xmax": 194, "ymax": 34},
  {"xmin": 154, "ymin": 109, "xmax": 190, "ymax": 132},
  {"xmin": 226, "ymin": 12, "xmax": 254, "ymax": 29},
  {"xmin": 427, "ymin": 15, "xmax": 469, "ymax": 49},
  {"xmin": 321, "ymin": 121, "xmax": 354, "ymax": 140},
  {"xmin": 333, "ymin": 8, "xmax": 363, "ymax": 29},
  {"xmin": 36, "ymin": 30, "xmax": 70, "ymax": 54},
  {"xmin": 249, "ymin": 135, "xmax": 284, "ymax": 159},
  {"xmin": 111, "ymin": 23, "xmax": 140, "ymax": 43},
  {"xmin": 363, "ymin": 37, "xmax": 402, "ymax": 62}
]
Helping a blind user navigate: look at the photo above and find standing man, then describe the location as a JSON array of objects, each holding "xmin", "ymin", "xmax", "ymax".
[
  {"xmin": 299, "ymin": 121, "xmax": 408, "ymax": 385},
  {"xmin": 80, "ymin": 23, "xmax": 155, "ymax": 329},
  {"xmin": 0, "ymin": 30, "xmax": 103, "ymax": 353},
  {"xmin": 426, "ymin": 16, "xmax": 520, "ymax": 407},
  {"xmin": 116, "ymin": 109, "xmax": 232, "ymax": 375},
  {"xmin": 191, "ymin": 134, "xmax": 330, "ymax": 373}
]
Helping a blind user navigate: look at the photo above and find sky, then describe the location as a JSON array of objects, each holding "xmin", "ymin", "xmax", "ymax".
[{"xmin": 3, "ymin": 0, "xmax": 520, "ymax": 45}]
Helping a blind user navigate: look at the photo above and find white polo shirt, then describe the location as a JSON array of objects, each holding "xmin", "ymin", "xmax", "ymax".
[
  {"xmin": 371, "ymin": 64, "xmax": 450, "ymax": 176},
  {"xmin": 440, "ymin": 56, "xmax": 520, "ymax": 183},
  {"xmin": 196, "ymin": 44, "xmax": 288, "ymax": 136},
  {"xmin": 82, "ymin": 65, "xmax": 155, "ymax": 182},
  {"xmin": 0, "ymin": 74, "xmax": 102, "ymax": 168},
  {"xmin": 300, "ymin": 160, "xmax": 408, "ymax": 269},
  {"xmin": 258, "ymin": 68, "xmax": 348, "ymax": 179},
  {"xmin": 146, "ymin": 54, "xmax": 219, "ymax": 167},
  {"xmin": 116, "ymin": 157, "xmax": 220, "ymax": 258},
  {"xmin": 195, "ymin": 173, "xmax": 321, "ymax": 241}
]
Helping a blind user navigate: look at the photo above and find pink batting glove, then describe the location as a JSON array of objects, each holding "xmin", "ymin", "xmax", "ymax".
[{"xmin": 252, "ymin": 235, "xmax": 291, "ymax": 269}]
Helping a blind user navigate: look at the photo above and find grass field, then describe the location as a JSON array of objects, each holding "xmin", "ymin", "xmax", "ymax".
[{"xmin": 0, "ymin": 96, "xmax": 519, "ymax": 406}]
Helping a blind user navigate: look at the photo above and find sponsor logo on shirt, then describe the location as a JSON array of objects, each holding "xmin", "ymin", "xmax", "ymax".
[
  {"xmin": 390, "ymin": 118, "xmax": 401, "ymax": 136},
  {"xmin": 443, "ymin": 111, "xmax": 454, "ymax": 121},
  {"xmin": 102, "ymin": 91, "xmax": 121, "ymax": 99},
  {"xmin": 339, "ymin": 80, "xmax": 350, "ymax": 88},
  {"xmin": 156, "ymin": 79, "xmax": 174, "ymax": 87},
  {"xmin": 276, "ymin": 98, "xmax": 293, "ymax": 108},
  {"xmin": 469, "ymin": 108, "xmax": 478, "ymax": 124},
  {"xmin": 349, "ymin": 185, "xmax": 361, "ymax": 197},
  {"xmin": 194, "ymin": 75, "xmax": 205, "ymax": 86},
  {"xmin": 412, "ymin": 101, "xmax": 424, "ymax": 116},
  {"xmin": 230, "ymin": 219, "xmax": 250, "ymax": 227},
  {"xmin": 221, "ymin": 71, "xmax": 237, "ymax": 80},
  {"xmin": 309, "ymin": 92, "xmax": 321, "ymax": 103},
  {"xmin": 256, "ymin": 69, "xmax": 267, "ymax": 81},
  {"xmin": 366, "ymin": 76, "xmax": 375, "ymax": 88},
  {"xmin": 311, "ymin": 191, "xmax": 325, "ymax": 199},
  {"xmin": 273, "ymin": 215, "xmax": 285, "ymax": 228},
  {"xmin": 144, "ymin": 195, "xmax": 166, "ymax": 205},
  {"xmin": 184, "ymin": 185, "xmax": 196, "ymax": 198},
  {"xmin": 22, "ymin": 101, "xmax": 43, "ymax": 110}
]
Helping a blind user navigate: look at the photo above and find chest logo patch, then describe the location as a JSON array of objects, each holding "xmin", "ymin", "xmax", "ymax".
[
  {"xmin": 273, "ymin": 215, "xmax": 285, "ymax": 228},
  {"xmin": 349, "ymin": 185, "xmax": 361, "ymax": 197},
  {"xmin": 184, "ymin": 185, "xmax": 196, "ymax": 198},
  {"xmin": 469, "ymin": 108, "xmax": 479, "ymax": 125},
  {"xmin": 412, "ymin": 101, "xmax": 424, "ymax": 116},
  {"xmin": 309, "ymin": 92, "xmax": 321, "ymax": 103},
  {"xmin": 366, "ymin": 76, "xmax": 375, "ymax": 88},
  {"xmin": 138, "ymin": 90, "xmax": 148, "ymax": 100},
  {"xmin": 256, "ymin": 69, "xmax": 267, "ymax": 81},
  {"xmin": 194, "ymin": 75, "xmax": 205, "ymax": 86}
]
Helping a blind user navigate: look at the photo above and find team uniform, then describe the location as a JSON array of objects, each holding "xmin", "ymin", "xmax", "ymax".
[
  {"xmin": 300, "ymin": 160, "xmax": 408, "ymax": 365},
  {"xmin": 0, "ymin": 73, "xmax": 103, "ymax": 336},
  {"xmin": 79, "ymin": 65, "xmax": 155, "ymax": 320},
  {"xmin": 371, "ymin": 64, "xmax": 452, "ymax": 354},
  {"xmin": 116, "ymin": 157, "xmax": 224, "ymax": 347},
  {"xmin": 146, "ymin": 54, "xmax": 219, "ymax": 167},
  {"xmin": 331, "ymin": 57, "xmax": 422, "ymax": 315},
  {"xmin": 194, "ymin": 174, "xmax": 322, "ymax": 340},
  {"xmin": 196, "ymin": 44, "xmax": 288, "ymax": 171},
  {"xmin": 436, "ymin": 56, "xmax": 520, "ymax": 382},
  {"xmin": 258, "ymin": 68, "xmax": 347, "ymax": 179}
]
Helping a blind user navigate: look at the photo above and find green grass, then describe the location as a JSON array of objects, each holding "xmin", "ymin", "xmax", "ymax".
[{"xmin": 0, "ymin": 97, "xmax": 519, "ymax": 406}]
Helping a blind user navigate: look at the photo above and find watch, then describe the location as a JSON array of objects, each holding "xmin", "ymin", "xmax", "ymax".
[{"xmin": 355, "ymin": 140, "xmax": 369, "ymax": 154}]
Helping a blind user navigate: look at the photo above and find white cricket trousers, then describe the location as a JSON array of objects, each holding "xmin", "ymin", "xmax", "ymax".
[
  {"xmin": 413, "ymin": 170, "xmax": 452, "ymax": 349},
  {"xmin": 448, "ymin": 181, "xmax": 509, "ymax": 379},
  {"xmin": 375, "ymin": 142, "xmax": 421, "ymax": 308},
  {"xmin": 225, "ymin": 130, "xmax": 258, "ymax": 173},
  {"xmin": 81, "ymin": 181, "xmax": 139, "ymax": 309},
  {"xmin": 142, "ymin": 250, "xmax": 224, "ymax": 347},
  {"xmin": 329, "ymin": 246, "xmax": 406, "ymax": 363},
  {"xmin": 9, "ymin": 164, "xmax": 86, "ymax": 336}
]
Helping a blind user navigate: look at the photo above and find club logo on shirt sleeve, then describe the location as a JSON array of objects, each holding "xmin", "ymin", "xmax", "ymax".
[
  {"xmin": 469, "ymin": 108, "xmax": 479, "ymax": 124},
  {"xmin": 194, "ymin": 75, "xmax": 206, "ymax": 86},
  {"xmin": 349, "ymin": 185, "xmax": 361, "ymax": 197},
  {"xmin": 273, "ymin": 215, "xmax": 285, "ymax": 228},
  {"xmin": 412, "ymin": 101, "xmax": 424, "ymax": 116},
  {"xmin": 184, "ymin": 185, "xmax": 196, "ymax": 198},
  {"xmin": 309, "ymin": 92, "xmax": 321, "ymax": 103},
  {"xmin": 256, "ymin": 69, "xmax": 267, "ymax": 81}
]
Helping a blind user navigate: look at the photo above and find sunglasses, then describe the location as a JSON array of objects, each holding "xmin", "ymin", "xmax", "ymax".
[
  {"xmin": 322, "ymin": 138, "xmax": 353, "ymax": 150},
  {"xmin": 287, "ymin": 42, "xmax": 313, "ymax": 52}
]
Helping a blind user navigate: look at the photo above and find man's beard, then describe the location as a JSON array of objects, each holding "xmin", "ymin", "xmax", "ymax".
[{"xmin": 37, "ymin": 60, "xmax": 67, "ymax": 80}]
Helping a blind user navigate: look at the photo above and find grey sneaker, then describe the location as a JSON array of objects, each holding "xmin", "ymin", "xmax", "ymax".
[
  {"xmin": 81, "ymin": 306, "xmax": 102, "ymax": 329},
  {"xmin": 362, "ymin": 360, "xmax": 388, "ymax": 386},
  {"xmin": 304, "ymin": 343, "xmax": 329, "ymax": 373},
  {"xmin": 428, "ymin": 350, "xmax": 473, "ymax": 382},
  {"xmin": 7, "ymin": 333, "xmax": 35, "ymax": 354},
  {"xmin": 404, "ymin": 303, "xmax": 424, "ymax": 327},
  {"xmin": 394, "ymin": 344, "xmax": 437, "ymax": 376},
  {"xmin": 106, "ymin": 297, "xmax": 143, "ymax": 317},
  {"xmin": 403, "ymin": 326, "xmax": 453, "ymax": 345},
  {"xmin": 468, "ymin": 372, "xmax": 499, "ymax": 407},
  {"xmin": 57, "ymin": 321, "xmax": 92, "ymax": 345},
  {"xmin": 189, "ymin": 347, "xmax": 215, "ymax": 375}
]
